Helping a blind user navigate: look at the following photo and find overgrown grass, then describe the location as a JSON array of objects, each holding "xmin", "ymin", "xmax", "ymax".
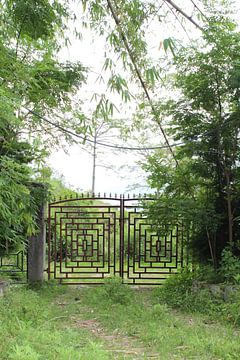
[
  {"xmin": 0, "ymin": 279, "xmax": 240, "ymax": 359},
  {"xmin": 0, "ymin": 283, "xmax": 113, "ymax": 360},
  {"xmin": 81, "ymin": 279, "xmax": 240, "ymax": 359},
  {"xmin": 153, "ymin": 270, "xmax": 240, "ymax": 327}
]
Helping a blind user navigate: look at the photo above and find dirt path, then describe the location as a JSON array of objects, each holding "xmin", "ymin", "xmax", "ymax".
[
  {"xmin": 55, "ymin": 294, "xmax": 160, "ymax": 359},
  {"xmin": 70, "ymin": 317, "xmax": 159, "ymax": 359}
]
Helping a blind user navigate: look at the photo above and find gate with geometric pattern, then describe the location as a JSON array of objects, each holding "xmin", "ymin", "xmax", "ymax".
[{"xmin": 47, "ymin": 195, "xmax": 189, "ymax": 285}]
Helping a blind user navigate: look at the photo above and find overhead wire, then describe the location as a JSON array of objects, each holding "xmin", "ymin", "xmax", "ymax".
[
  {"xmin": 25, "ymin": 107, "xmax": 239, "ymax": 154},
  {"xmin": 25, "ymin": 107, "xmax": 185, "ymax": 151}
]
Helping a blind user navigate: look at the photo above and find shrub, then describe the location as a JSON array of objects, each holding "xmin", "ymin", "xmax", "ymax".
[
  {"xmin": 154, "ymin": 269, "xmax": 240, "ymax": 327},
  {"xmin": 219, "ymin": 248, "xmax": 240, "ymax": 284},
  {"xmin": 153, "ymin": 270, "xmax": 194, "ymax": 309},
  {"xmin": 103, "ymin": 277, "xmax": 133, "ymax": 305}
]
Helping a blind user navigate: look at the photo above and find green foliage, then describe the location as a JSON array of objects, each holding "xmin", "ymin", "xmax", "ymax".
[
  {"xmin": 6, "ymin": 0, "xmax": 68, "ymax": 40},
  {"xmin": 0, "ymin": 0, "xmax": 87, "ymax": 252},
  {"xmin": 27, "ymin": 60, "xmax": 86, "ymax": 108},
  {"xmin": 0, "ymin": 284, "xmax": 112, "ymax": 360},
  {"xmin": 1, "ymin": 284, "xmax": 240, "ymax": 359},
  {"xmin": 219, "ymin": 248, "xmax": 240, "ymax": 283},
  {"xmin": 144, "ymin": 13, "xmax": 240, "ymax": 264},
  {"xmin": 162, "ymin": 38, "xmax": 176, "ymax": 56},
  {"xmin": 103, "ymin": 277, "xmax": 133, "ymax": 305},
  {"xmin": 0, "ymin": 158, "xmax": 33, "ymax": 252},
  {"xmin": 154, "ymin": 268, "xmax": 240, "ymax": 327},
  {"xmin": 154, "ymin": 271, "xmax": 195, "ymax": 309},
  {"xmin": 107, "ymin": 74, "xmax": 131, "ymax": 102}
]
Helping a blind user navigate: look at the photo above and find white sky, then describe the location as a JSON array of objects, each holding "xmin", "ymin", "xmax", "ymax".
[
  {"xmin": 47, "ymin": 0, "xmax": 231, "ymax": 194},
  {"xmin": 48, "ymin": 21, "xmax": 150, "ymax": 193},
  {"xmin": 47, "ymin": 4, "xmax": 161, "ymax": 194}
]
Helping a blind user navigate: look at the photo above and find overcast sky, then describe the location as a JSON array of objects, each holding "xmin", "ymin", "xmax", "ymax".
[
  {"xmin": 48, "ymin": 19, "xmax": 149, "ymax": 193},
  {"xmin": 47, "ymin": 0, "xmax": 232, "ymax": 194}
]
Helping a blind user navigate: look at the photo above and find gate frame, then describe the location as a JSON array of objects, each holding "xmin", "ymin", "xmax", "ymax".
[{"xmin": 46, "ymin": 194, "xmax": 190, "ymax": 285}]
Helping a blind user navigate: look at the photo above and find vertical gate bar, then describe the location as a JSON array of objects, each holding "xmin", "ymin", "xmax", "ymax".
[
  {"xmin": 26, "ymin": 247, "xmax": 28, "ymax": 280},
  {"xmin": 47, "ymin": 204, "xmax": 51, "ymax": 280},
  {"xmin": 127, "ymin": 208, "xmax": 130, "ymax": 280},
  {"xmin": 115, "ymin": 209, "xmax": 118, "ymax": 276},
  {"xmin": 107, "ymin": 207, "xmax": 111, "ymax": 275},
  {"xmin": 59, "ymin": 216, "xmax": 63, "ymax": 274},
  {"xmin": 53, "ymin": 211, "xmax": 58, "ymax": 279},
  {"xmin": 113, "ymin": 211, "xmax": 116, "ymax": 276},
  {"xmin": 119, "ymin": 198, "xmax": 124, "ymax": 279},
  {"xmin": 175, "ymin": 224, "xmax": 179, "ymax": 267},
  {"xmin": 186, "ymin": 225, "xmax": 190, "ymax": 267},
  {"xmin": 180, "ymin": 222, "xmax": 184, "ymax": 268}
]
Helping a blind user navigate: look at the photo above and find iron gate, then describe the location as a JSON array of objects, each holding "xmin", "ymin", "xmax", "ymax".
[
  {"xmin": 47, "ymin": 195, "xmax": 189, "ymax": 285},
  {"xmin": 0, "ymin": 250, "xmax": 27, "ymax": 282}
]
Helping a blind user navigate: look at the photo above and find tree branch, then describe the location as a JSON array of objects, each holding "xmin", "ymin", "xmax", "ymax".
[
  {"xmin": 106, "ymin": 0, "xmax": 179, "ymax": 166},
  {"xmin": 190, "ymin": 0, "xmax": 208, "ymax": 20},
  {"xmin": 164, "ymin": 1, "xmax": 192, "ymax": 41},
  {"xmin": 163, "ymin": 0, "xmax": 203, "ymax": 30}
]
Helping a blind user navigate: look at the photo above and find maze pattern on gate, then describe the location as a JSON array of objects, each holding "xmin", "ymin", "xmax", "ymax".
[
  {"xmin": 48, "ymin": 203, "xmax": 120, "ymax": 284},
  {"xmin": 123, "ymin": 203, "xmax": 183, "ymax": 285},
  {"xmin": 0, "ymin": 251, "xmax": 26, "ymax": 273}
]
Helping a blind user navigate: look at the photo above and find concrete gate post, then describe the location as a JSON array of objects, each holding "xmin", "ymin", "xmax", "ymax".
[{"xmin": 27, "ymin": 183, "xmax": 47, "ymax": 283}]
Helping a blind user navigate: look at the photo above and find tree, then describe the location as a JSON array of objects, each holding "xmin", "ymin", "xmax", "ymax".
[
  {"xmin": 143, "ymin": 14, "xmax": 240, "ymax": 266},
  {"xmin": 0, "ymin": 0, "xmax": 87, "ymax": 253}
]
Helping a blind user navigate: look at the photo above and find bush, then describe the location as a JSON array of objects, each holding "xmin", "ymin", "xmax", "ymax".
[
  {"xmin": 103, "ymin": 277, "xmax": 133, "ymax": 305},
  {"xmin": 154, "ymin": 269, "xmax": 240, "ymax": 327},
  {"xmin": 219, "ymin": 248, "xmax": 240, "ymax": 284},
  {"xmin": 153, "ymin": 271, "xmax": 194, "ymax": 309}
]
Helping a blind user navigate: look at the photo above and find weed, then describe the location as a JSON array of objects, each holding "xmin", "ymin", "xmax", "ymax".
[
  {"xmin": 103, "ymin": 277, "xmax": 133, "ymax": 305},
  {"xmin": 153, "ymin": 269, "xmax": 240, "ymax": 329},
  {"xmin": 1, "ymin": 282, "xmax": 240, "ymax": 359},
  {"xmin": 219, "ymin": 248, "xmax": 240, "ymax": 283}
]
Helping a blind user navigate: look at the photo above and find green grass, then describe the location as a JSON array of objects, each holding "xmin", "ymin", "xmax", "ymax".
[{"xmin": 0, "ymin": 280, "xmax": 240, "ymax": 359}]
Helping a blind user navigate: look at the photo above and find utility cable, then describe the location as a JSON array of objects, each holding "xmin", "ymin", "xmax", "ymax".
[
  {"xmin": 26, "ymin": 108, "xmax": 185, "ymax": 151},
  {"xmin": 26, "ymin": 108, "xmax": 239, "ymax": 153},
  {"xmin": 25, "ymin": 108, "xmax": 240, "ymax": 157}
]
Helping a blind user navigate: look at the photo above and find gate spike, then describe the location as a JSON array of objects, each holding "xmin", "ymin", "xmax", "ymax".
[
  {"xmin": 115, "ymin": 193, "xmax": 117, "ymax": 199},
  {"xmin": 87, "ymin": 192, "xmax": 89, "ymax": 197},
  {"xmin": 144, "ymin": 193, "xmax": 147, "ymax": 198},
  {"xmin": 123, "ymin": 194, "xmax": 125, "ymax": 199},
  {"xmin": 138, "ymin": 193, "xmax": 141, "ymax": 198},
  {"xmin": 92, "ymin": 192, "xmax": 95, "ymax": 198},
  {"xmin": 104, "ymin": 192, "xmax": 106, "ymax": 198},
  {"xmin": 59, "ymin": 196, "xmax": 62, "ymax": 200},
  {"xmin": 133, "ymin": 194, "xmax": 136, "ymax": 199},
  {"xmin": 98, "ymin": 192, "xmax": 100, "ymax": 197},
  {"xmin": 109, "ymin": 193, "xmax": 112, "ymax": 198},
  {"xmin": 128, "ymin": 194, "xmax": 130, "ymax": 199}
]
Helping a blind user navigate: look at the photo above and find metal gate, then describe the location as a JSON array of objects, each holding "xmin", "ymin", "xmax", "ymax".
[
  {"xmin": 0, "ymin": 250, "xmax": 27, "ymax": 282},
  {"xmin": 47, "ymin": 194, "xmax": 189, "ymax": 285}
]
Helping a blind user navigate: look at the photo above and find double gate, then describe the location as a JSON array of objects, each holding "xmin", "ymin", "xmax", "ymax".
[{"xmin": 47, "ymin": 195, "xmax": 189, "ymax": 285}]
